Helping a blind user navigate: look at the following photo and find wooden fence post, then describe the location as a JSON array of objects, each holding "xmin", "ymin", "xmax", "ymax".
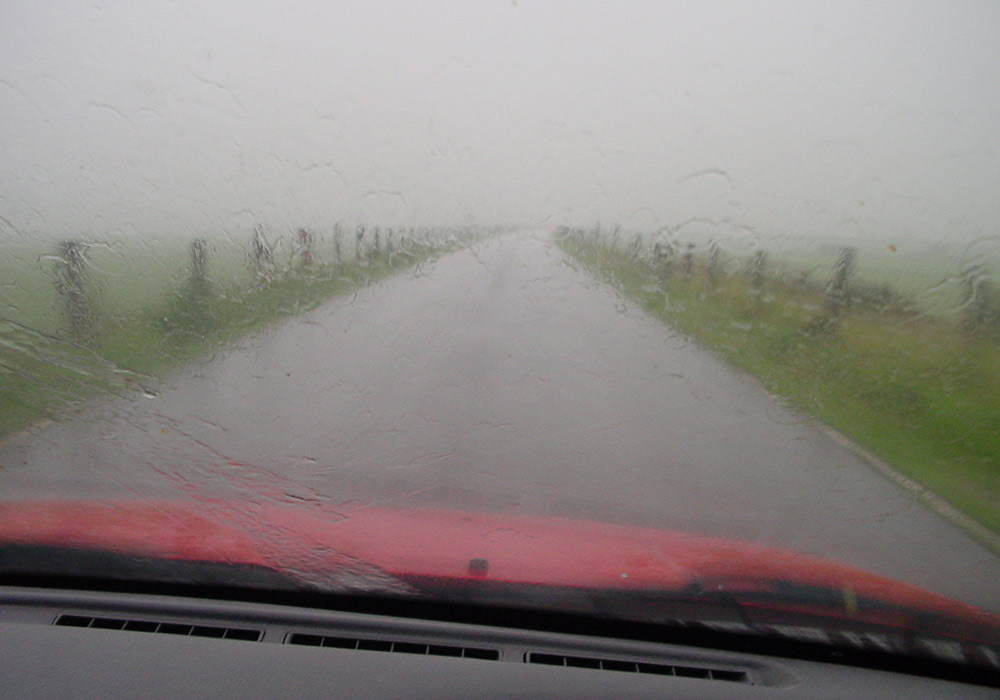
[
  {"xmin": 56, "ymin": 240, "xmax": 91, "ymax": 340},
  {"xmin": 251, "ymin": 225, "xmax": 274, "ymax": 287},
  {"xmin": 824, "ymin": 246, "xmax": 857, "ymax": 320},
  {"xmin": 960, "ymin": 264, "xmax": 1000, "ymax": 335},
  {"xmin": 296, "ymin": 228, "xmax": 314, "ymax": 269},
  {"xmin": 707, "ymin": 240, "xmax": 720, "ymax": 287},
  {"xmin": 682, "ymin": 242, "xmax": 695, "ymax": 280},
  {"xmin": 749, "ymin": 249, "xmax": 767, "ymax": 291},
  {"xmin": 191, "ymin": 238, "xmax": 208, "ymax": 283}
]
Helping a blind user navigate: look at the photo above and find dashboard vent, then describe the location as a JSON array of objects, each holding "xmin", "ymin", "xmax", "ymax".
[
  {"xmin": 54, "ymin": 614, "xmax": 261, "ymax": 642},
  {"xmin": 286, "ymin": 633, "xmax": 500, "ymax": 661},
  {"xmin": 525, "ymin": 652, "xmax": 748, "ymax": 683}
]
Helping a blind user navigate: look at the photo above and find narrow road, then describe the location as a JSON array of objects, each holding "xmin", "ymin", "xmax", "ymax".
[{"xmin": 2, "ymin": 231, "xmax": 998, "ymax": 611}]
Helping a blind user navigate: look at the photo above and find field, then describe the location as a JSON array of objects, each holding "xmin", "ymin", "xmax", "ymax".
[
  {"xmin": 556, "ymin": 231, "xmax": 1000, "ymax": 539},
  {"xmin": 0, "ymin": 227, "xmax": 473, "ymax": 439}
]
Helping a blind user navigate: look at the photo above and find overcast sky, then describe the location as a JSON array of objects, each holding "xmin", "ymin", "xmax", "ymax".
[{"xmin": 1, "ymin": 0, "xmax": 998, "ymax": 254}]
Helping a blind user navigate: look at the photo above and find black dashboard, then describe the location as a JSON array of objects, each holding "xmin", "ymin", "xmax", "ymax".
[{"xmin": 1, "ymin": 585, "xmax": 997, "ymax": 699}]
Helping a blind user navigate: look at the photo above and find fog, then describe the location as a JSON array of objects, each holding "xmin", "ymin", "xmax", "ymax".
[{"xmin": 1, "ymin": 0, "xmax": 998, "ymax": 253}]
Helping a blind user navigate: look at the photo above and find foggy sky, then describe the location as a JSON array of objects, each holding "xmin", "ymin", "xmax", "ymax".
[{"xmin": 1, "ymin": 0, "xmax": 998, "ymax": 253}]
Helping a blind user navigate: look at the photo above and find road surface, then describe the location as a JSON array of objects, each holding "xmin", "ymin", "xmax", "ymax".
[{"xmin": 2, "ymin": 231, "xmax": 999, "ymax": 611}]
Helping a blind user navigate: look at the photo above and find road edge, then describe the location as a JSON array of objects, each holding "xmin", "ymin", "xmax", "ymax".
[
  {"xmin": 814, "ymin": 422, "xmax": 1000, "ymax": 558},
  {"xmin": 0, "ymin": 419, "xmax": 53, "ymax": 449}
]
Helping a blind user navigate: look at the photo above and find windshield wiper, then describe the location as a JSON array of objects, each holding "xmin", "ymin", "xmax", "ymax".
[{"xmin": 0, "ymin": 544, "xmax": 415, "ymax": 598}]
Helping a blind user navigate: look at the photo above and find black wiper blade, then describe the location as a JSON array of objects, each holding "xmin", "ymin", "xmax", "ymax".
[
  {"xmin": 0, "ymin": 544, "xmax": 306, "ymax": 591},
  {"xmin": 0, "ymin": 544, "xmax": 416, "ymax": 598}
]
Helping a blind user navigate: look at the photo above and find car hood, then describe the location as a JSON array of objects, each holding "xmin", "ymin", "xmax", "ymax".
[{"xmin": 1, "ymin": 497, "xmax": 998, "ymax": 643}]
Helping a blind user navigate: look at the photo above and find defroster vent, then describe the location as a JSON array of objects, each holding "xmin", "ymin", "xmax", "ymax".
[
  {"xmin": 526, "ymin": 652, "xmax": 748, "ymax": 683},
  {"xmin": 55, "ymin": 614, "xmax": 261, "ymax": 642},
  {"xmin": 286, "ymin": 633, "xmax": 500, "ymax": 661}
]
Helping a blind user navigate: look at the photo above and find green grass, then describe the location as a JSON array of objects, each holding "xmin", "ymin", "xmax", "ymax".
[
  {"xmin": 0, "ymin": 243, "xmax": 454, "ymax": 440},
  {"xmin": 557, "ymin": 234, "xmax": 1000, "ymax": 537}
]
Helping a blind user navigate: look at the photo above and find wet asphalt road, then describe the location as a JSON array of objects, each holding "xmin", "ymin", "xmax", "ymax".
[{"xmin": 2, "ymin": 231, "xmax": 999, "ymax": 611}]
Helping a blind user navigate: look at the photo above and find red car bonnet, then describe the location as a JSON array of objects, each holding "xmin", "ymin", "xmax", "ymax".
[{"xmin": 0, "ymin": 498, "xmax": 995, "ymax": 630}]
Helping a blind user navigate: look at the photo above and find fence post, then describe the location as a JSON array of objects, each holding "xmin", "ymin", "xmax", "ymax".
[
  {"xmin": 960, "ymin": 264, "xmax": 1000, "ymax": 335},
  {"xmin": 707, "ymin": 240, "xmax": 720, "ymax": 287},
  {"xmin": 251, "ymin": 225, "xmax": 273, "ymax": 287},
  {"xmin": 178, "ymin": 238, "xmax": 213, "ymax": 332},
  {"xmin": 682, "ymin": 242, "xmax": 695, "ymax": 280},
  {"xmin": 56, "ymin": 240, "xmax": 91, "ymax": 340},
  {"xmin": 191, "ymin": 238, "xmax": 208, "ymax": 283},
  {"xmin": 373, "ymin": 226, "xmax": 381, "ymax": 255},
  {"xmin": 653, "ymin": 240, "xmax": 673, "ymax": 280},
  {"xmin": 355, "ymin": 225, "xmax": 365, "ymax": 261},
  {"xmin": 824, "ymin": 246, "xmax": 856, "ymax": 320},
  {"xmin": 333, "ymin": 223, "xmax": 343, "ymax": 263},
  {"xmin": 296, "ymin": 228, "xmax": 314, "ymax": 269},
  {"xmin": 749, "ymin": 250, "xmax": 767, "ymax": 291}
]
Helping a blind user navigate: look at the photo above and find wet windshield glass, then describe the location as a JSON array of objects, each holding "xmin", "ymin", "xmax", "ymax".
[{"xmin": 2, "ymin": 0, "xmax": 999, "ymax": 668}]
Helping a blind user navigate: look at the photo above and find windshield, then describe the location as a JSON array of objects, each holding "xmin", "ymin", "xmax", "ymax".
[{"xmin": 2, "ymin": 0, "xmax": 999, "ymax": 673}]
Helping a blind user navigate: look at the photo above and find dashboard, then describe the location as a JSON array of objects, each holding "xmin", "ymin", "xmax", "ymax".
[{"xmin": 1, "ymin": 585, "xmax": 997, "ymax": 699}]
